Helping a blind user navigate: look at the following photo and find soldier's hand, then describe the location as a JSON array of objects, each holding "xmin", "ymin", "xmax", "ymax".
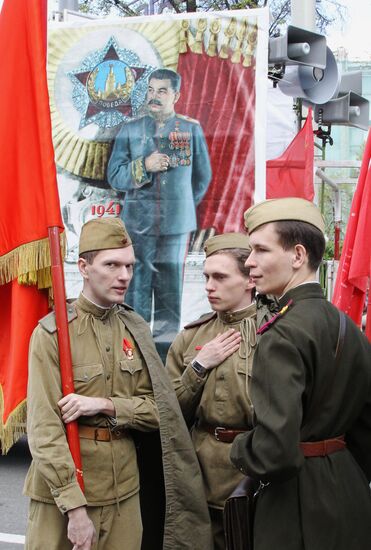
[
  {"xmin": 67, "ymin": 506, "xmax": 96, "ymax": 550},
  {"xmin": 58, "ymin": 394, "xmax": 115, "ymax": 423},
  {"xmin": 144, "ymin": 151, "xmax": 170, "ymax": 172},
  {"xmin": 194, "ymin": 329, "xmax": 241, "ymax": 370}
]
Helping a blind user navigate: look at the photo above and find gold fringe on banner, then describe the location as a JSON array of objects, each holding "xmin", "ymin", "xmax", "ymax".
[
  {"xmin": 0, "ymin": 231, "xmax": 66, "ymax": 289},
  {"xmin": 192, "ymin": 19, "xmax": 207, "ymax": 54},
  {"xmin": 0, "ymin": 387, "xmax": 27, "ymax": 455},
  {"xmin": 207, "ymin": 19, "xmax": 221, "ymax": 57},
  {"xmin": 180, "ymin": 17, "xmax": 258, "ymax": 68}
]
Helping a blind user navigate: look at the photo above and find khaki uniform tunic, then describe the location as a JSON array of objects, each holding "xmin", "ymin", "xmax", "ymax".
[
  {"xmin": 167, "ymin": 303, "xmax": 256, "ymax": 509},
  {"xmin": 24, "ymin": 293, "xmax": 159, "ymax": 513}
]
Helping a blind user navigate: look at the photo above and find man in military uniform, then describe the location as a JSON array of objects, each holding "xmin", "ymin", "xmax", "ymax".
[
  {"xmin": 24, "ymin": 217, "xmax": 212, "ymax": 550},
  {"xmin": 167, "ymin": 233, "xmax": 257, "ymax": 549},
  {"xmin": 231, "ymin": 198, "xmax": 371, "ymax": 550},
  {"xmin": 107, "ymin": 68, "xmax": 212, "ymax": 361}
]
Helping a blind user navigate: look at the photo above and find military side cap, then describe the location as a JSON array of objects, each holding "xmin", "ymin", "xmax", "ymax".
[
  {"xmin": 204, "ymin": 232, "xmax": 251, "ymax": 258},
  {"xmin": 244, "ymin": 198, "xmax": 325, "ymax": 235},
  {"xmin": 79, "ymin": 217, "xmax": 132, "ymax": 255}
]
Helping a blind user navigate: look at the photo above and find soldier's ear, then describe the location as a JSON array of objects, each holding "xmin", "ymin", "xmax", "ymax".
[
  {"xmin": 78, "ymin": 257, "xmax": 89, "ymax": 279},
  {"xmin": 173, "ymin": 91, "xmax": 180, "ymax": 104}
]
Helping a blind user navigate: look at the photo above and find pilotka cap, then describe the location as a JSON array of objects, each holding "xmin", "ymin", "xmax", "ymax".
[
  {"xmin": 204, "ymin": 232, "xmax": 251, "ymax": 258},
  {"xmin": 79, "ymin": 217, "xmax": 132, "ymax": 255},
  {"xmin": 244, "ymin": 198, "xmax": 325, "ymax": 235}
]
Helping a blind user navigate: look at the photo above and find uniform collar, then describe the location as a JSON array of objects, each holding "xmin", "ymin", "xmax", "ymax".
[
  {"xmin": 148, "ymin": 111, "xmax": 176, "ymax": 126},
  {"xmin": 279, "ymin": 282, "xmax": 324, "ymax": 308},
  {"xmin": 77, "ymin": 293, "xmax": 118, "ymax": 320},
  {"xmin": 218, "ymin": 302, "xmax": 256, "ymax": 325}
]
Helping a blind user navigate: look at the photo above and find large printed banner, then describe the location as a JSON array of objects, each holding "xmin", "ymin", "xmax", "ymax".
[{"xmin": 48, "ymin": 9, "xmax": 269, "ymax": 357}]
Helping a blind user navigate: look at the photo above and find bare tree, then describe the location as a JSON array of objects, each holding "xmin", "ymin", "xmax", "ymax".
[{"xmin": 79, "ymin": 0, "xmax": 347, "ymax": 36}]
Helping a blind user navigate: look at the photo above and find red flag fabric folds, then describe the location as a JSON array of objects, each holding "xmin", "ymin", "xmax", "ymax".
[
  {"xmin": 177, "ymin": 48, "xmax": 256, "ymax": 233},
  {"xmin": 266, "ymin": 110, "xmax": 314, "ymax": 200},
  {"xmin": 0, "ymin": 0, "xmax": 63, "ymax": 451},
  {"xmin": 332, "ymin": 129, "xmax": 371, "ymax": 340}
]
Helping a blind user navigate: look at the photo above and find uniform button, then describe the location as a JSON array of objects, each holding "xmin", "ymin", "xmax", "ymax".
[
  {"xmin": 61, "ymin": 505, "xmax": 67, "ymax": 512},
  {"xmin": 106, "ymin": 346, "xmax": 110, "ymax": 352},
  {"xmin": 107, "ymin": 374, "xmax": 111, "ymax": 380},
  {"xmin": 220, "ymin": 374, "xmax": 225, "ymax": 380},
  {"xmin": 51, "ymin": 489, "xmax": 59, "ymax": 497}
]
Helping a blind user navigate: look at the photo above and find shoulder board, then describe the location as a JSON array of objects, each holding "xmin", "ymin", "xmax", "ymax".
[
  {"xmin": 184, "ymin": 311, "xmax": 216, "ymax": 329},
  {"xmin": 118, "ymin": 302, "xmax": 134, "ymax": 312},
  {"xmin": 39, "ymin": 303, "xmax": 77, "ymax": 334},
  {"xmin": 176, "ymin": 114, "xmax": 200, "ymax": 125},
  {"xmin": 257, "ymin": 299, "xmax": 294, "ymax": 336}
]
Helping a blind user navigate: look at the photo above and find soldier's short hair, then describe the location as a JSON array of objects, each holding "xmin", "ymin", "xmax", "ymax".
[
  {"xmin": 79, "ymin": 250, "xmax": 100, "ymax": 264},
  {"xmin": 274, "ymin": 220, "xmax": 326, "ymax": 271},
  {"xmin": 149, "ymin": 69, "xmax": 181, "ymax": 92}
]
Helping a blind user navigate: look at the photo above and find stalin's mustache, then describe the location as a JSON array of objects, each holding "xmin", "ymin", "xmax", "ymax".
[{"xmin": 147, "ymin": 99, "xmax": 162, "ymax": 106}]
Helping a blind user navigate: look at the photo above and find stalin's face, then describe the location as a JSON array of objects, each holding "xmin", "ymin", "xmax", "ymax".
[
  {"xmin": 78, "ymin": 246, "xmax": 135, "ymax": 307},
  {"xmin": 147, "ymin": 78, "xmax": 180, "ymax": 118}
]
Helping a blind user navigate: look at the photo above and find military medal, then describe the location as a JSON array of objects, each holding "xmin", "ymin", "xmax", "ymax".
[{"xmin": 123, "ymin": 338, "xmax": 134, "ymax": 360}]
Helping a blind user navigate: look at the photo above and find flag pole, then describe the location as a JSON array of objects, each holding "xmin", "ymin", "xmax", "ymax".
[{"xmin": 48, "ymin": 227, "xmax": 84, "ymax": 491}]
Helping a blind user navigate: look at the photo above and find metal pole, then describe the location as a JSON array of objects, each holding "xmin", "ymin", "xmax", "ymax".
[
  {"xmin": 48, "ymin": 227, "xmax": 84, "ymax": 492},
  {"xmin": 291, "ymin": 0, "xmax": 316, "ymax": 32}
]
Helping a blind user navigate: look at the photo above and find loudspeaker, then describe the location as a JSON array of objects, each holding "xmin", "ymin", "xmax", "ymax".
[
  {"xmin": 314, "ymin": 71, "xmax": 370, "ymax": 130},
  {"xmin": 269, "ymin": 25, "xmax": 327, "ymax": 68},
  {"xmin": 278, "ymin": 46, "xmax": 340, "ymax": 105}
]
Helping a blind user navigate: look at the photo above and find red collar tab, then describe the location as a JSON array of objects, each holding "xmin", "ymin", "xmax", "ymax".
[{"xmin": 257, "ymin": 299, "xmax": 294, "ymax": 335}]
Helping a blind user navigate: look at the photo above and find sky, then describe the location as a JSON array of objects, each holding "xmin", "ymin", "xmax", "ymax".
[{"xmin": 325, "ymin": 0, "xmax": 371, "ymax": 61}]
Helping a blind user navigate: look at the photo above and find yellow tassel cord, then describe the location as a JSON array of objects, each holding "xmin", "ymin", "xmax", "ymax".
[
  {"xmin": 0, "ymin": 231, "xmax": 66, "ymax": 290},
  {"xmin": 0, "ymin": 387, "xmax": 27, "ymax": 455},
  {"xmin": 179, "ymin": 17, "xmax": 258, "ymax": 67}
]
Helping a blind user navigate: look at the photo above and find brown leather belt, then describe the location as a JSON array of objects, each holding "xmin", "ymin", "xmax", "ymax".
[
  {"xmin": 201, "ymin": 424, "xmax": 246, "ymax": 443},
  {"xmin": 78, "ymin": 425, "xmax": 127, "ymax": 442},
  {"xmin": 300, "ymin": 435, "xmax": 346, "ymax": 457}
]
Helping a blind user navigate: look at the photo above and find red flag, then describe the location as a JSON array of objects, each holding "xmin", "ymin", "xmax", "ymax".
[
  {"xmin": 0, "ymin": 0, "xmax": 64, "ymax": 451},
  {"xmin": 266, "ymin": 110, "xmax": 314, "ymax": 200},
  {"xmin": 332, "ymin": 129, "xmax": 371, "ymax": 339},
  {"xmin": 177, "ymin": 48, "xmax": 256, "ymax": 233}
]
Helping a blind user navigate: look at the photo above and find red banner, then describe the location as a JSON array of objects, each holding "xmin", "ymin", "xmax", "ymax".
[
  {"xmin": 332, "ymin": 129, "xmax": 371, "ymax": 338},
  {"xmin": 0, "ymin": 0, "xmax": 64, "ymax": 451},
  {"xmin": 266, "ymin": 110, "xmax": 314, "ymax": 200}
]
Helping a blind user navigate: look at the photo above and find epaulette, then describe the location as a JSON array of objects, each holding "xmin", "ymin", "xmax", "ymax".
[
  {"xmin": 118, "ymin": 302, "xmax": 134, "ymax": 312},
  {"xmin": 184, "ymin": 311, "xmax": 216, "ymax": 329},
  {"xmin": 39, "ymin": 303, "xmax": 77, "ymax": 334},
  {"xmin": 257, "ymin": 299, "xmax": 293, "ymax": 335},
  {"xmin": 176, "ymin": 114, "xmax": 200, "ymax": 125}
]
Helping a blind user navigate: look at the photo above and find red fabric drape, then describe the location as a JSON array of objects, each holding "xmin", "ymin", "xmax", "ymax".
[
  {"xmin": 332, "ymin": 129, "xmax": 371, "ymax": 339},
  {"xmin": 177, "ymin": 49, "xmax": 256, "ymax": 233},
  {"xmin": 266, "ymin": 111, "xmax": 314, "ymax": 200},
  {"xmin": 0, "ymin": 0, "xmax": 63, "ymax": 443}
]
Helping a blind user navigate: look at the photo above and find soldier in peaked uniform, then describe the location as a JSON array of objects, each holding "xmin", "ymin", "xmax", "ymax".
[
  {"xmin": 167, "ymin": 233, "xmax": 263, "ymax": 549},
  {"xmin": 24, "ymin": 217, "xmax": 212, "ymax": 550},
  {"xmin": 231, "ymin": 198, "xmax": 371, "ymax": 550},
  {"xmin": 107, "ymin": 68, "xmax": 212, "ymax": 361}
]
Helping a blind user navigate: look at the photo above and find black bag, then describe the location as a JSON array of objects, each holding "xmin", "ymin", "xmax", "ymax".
[{"xmin": 223, "ymin": 476, "xmax": 259, "ymax": 550}]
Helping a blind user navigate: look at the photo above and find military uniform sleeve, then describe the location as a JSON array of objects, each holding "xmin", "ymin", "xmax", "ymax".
[
  {"xmin": 107, "ymin": 123, "xmax": 151, "ymax": 190},
  {"xmin": 166, "ymin": 332, "xmax": 207, "ymax": 423},
  {"xmin": 27, "ymin": 327, "xmax": 87, "ymax": 514},
  {"xmin": 191, "ymin": 122, "xmax": 212, "ymax": 205},
  {"xmin": 111, "ymin": 363, "xmax": 160, "ymax": 431},
  {"xmin": 230, "ymin": 330, "xmax": 306, "ymax": 483}
]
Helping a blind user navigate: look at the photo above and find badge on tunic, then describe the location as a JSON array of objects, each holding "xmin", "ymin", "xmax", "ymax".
[{"xmin": 123, "ymin": 338, "xmax": 134, "ymax": 359}]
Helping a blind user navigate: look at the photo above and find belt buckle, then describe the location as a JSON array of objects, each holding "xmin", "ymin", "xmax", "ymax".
[{"xmin": 214, "ymin": 427, "xmax": 225, "ymax": 441}]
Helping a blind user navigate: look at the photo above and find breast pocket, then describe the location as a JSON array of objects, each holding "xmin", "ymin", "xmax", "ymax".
[
  {"xmin": 73, "ymin": 364, "xmax": 104, "ymax": 396},
  {"xmin": 117, "ymin": 358, "xmax": 143, "ymax": 395}
]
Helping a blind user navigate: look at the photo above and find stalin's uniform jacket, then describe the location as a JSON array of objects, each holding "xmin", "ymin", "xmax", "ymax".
[
  {"xmin": 107, "ymin": 113, "xmax": 211, "ymax": 237},
  {"xmin": 167, "ymin": 304, "xmax": 257, "ymax": 510},
  {"xmin": 231, "ymin": 283, "xmax": 371, "ymax": 550},
  {"xmin": 24, "ymin": 293, "xmax": 213, "ymax": 550}
]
